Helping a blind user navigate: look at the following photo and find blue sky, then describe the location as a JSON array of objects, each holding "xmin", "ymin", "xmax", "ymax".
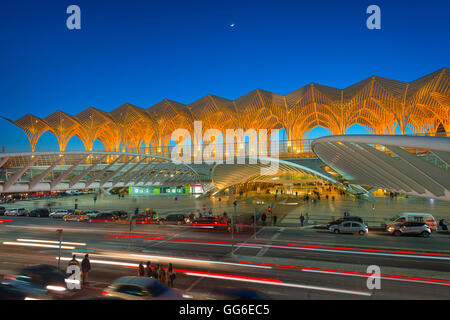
[{"xmin": 0, "ymin": 0, "xmax": 449, "ymax": 151}]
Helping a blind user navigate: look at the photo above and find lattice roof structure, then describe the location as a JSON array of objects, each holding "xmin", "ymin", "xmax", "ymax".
[{"xmin": 6, "ymin": 68, "xmax": 449, "ymax": 152}]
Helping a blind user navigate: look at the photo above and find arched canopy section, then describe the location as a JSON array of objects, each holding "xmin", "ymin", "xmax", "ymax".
[{"xmin": 44, "ymin": 111, "xmax": 81, "ymax": 151}]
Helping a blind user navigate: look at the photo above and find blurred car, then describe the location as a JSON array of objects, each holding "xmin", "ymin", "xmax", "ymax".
[
  {"xmin": 157, "ymin": 214, "xmax": 188, "ymax": 225},
  {"xmin": 111, "ymin": 210, "xmax": 128, "ymax": 220},
  {"xmin": 189, "ymin": 216, "xmax": 223, "ymax": 225},
  {"xmin": 27, "ymin": 208, "xmax": 50, "ymax": 217},
  {"xmin": 326, "ymin": 216, "xmax": 364, "ymax": 229},
  {"xmin": 329, "ymin": 221, "xmax": 368, "ymax": 235},
  {"xmin": 386, "ymin": 222, "xmax": 431, "ymax": 237},
  {"xmin": 49, "ymin": 209, "xmax": 70, "ymax": 219},
  {"xmin": 211, "ymin": 288, "xmax": 269, "ymax": 300},
  {"xmin": 102, "ymin": 276, "xmax": 184, "ymax": 300},
  {"xmin": 0, "ymin": 283, "xmax": 28, "ymax": 300},
  {"xmin": 4, "ymin": 208, "xmax": 28, "ymax": 216},
  {"xmin": 90, "ymin": 212, "xmax": 119, "ymax": 221},
  {"xmin": 2, "ymin": 265, "xmax": 69, "ymax": 299},
  {"xmin": 390, "ymin": 213, "xmax": 437, "ymax": 232}
]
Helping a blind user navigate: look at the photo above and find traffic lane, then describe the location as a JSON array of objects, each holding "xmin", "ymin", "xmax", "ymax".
[{"xmin": 1, "ymin": 246, "xmax": 449, "ymax": 300}]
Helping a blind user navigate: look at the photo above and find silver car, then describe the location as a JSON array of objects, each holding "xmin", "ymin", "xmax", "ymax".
[
  {"xmin": 330, "ymin": 221, "xmax": 368, "ymax": 235},
  {"xmin": 4, "ymin": 208, "xmax": 28, "ymax": 216},
  {"xmin": 102, "ymin": 276, "xmax": 185, "ymax": 300},
  {"xmin": 386, "ymin": 222, "xmax": 431, "ymax": 237}
]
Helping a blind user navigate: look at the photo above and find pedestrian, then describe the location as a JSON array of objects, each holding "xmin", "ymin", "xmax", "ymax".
[
  {"xmin": 166, "ymin": 263, "xmax": 176, "ymax": 288},
  {"xmin": 208, "ymin": 208, "xmax": 213, "ymax": 216},
  {"xmin": 145, "ymin": 261, "xmax": 153, "ymax": 277},
  {"xmin": 68, "ymin": 254, "xmax": 79, "ymax": 266},
  {"xmin": 261, "ymin": 213, "xmax": 267, "ymax": 226},
  {"xmin": 135, "ymin": 207, "xmax": 139, "ymax": 216},
  {"xmin": 439, "ymin": 219, "xmax": 448, "ymax": 231},
  {"xmin": 273, "ymin": 214, "xmax": 277, "ymax": 225},
  {"xmin": 299, "ymin": 214, "xmax": 304, "ymax": 227},
  {"xmin": 158, "ymin": 265, "xmax": 166, "ymax": 283},
  {"xmin": 138, "ymin": 262, "xmax": 145, "ymax": 277},
  {"xmin": 81, "ymin": 254, "xmax": 91, "ymax": 284}
]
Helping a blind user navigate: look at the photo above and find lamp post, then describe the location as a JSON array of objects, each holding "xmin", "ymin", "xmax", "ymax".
[
  {"xmin": 57, "ymin": 229, "xmax": 63, "ymax": 271},
  {"xmin": 253, "ymin": 207, "xmax": 257, "ymax": 239},
  {"xmin": 231, "ymin": 200, "xmax": 237, "ymax": 257}
]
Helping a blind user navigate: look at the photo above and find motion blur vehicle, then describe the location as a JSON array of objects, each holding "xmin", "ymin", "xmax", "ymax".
[
  {"xmin": 27, "ymin": 208, "xmax": 50, "ymax": 217},
  {"xmin": 391, "ymin": 213, "xmax": 437, "ymax": 231},
  {"xmin": 91, "ymin": 212, "xmax": 119, "ymax": 221},
  {"xmin": 157, "ymin": 214, "xmax": 188, "ymax": 225},
  {"xmin": 50, "ymin": 209, "xmax": 70, "ymax": 219},
  {"xmin": 4, "ymin": 208, "xmax": 28, "ymax": 216},
  {"xmin": 329, "ymin": 221, "xmax": 368, "ymax": 235},
  {"xmin": 102, "ymin": 276, "xmax": 184, "ymax": 300},
  {"xmin": 0, "ymin": 283, "xmax": 28, "ymax": 300},
  {"xmin": 326, "ymin": 216, "xmax": 364, "ymax": 229},
  {"xmin": 63, "ymin": 210, "xmax": 89, "ymax": 222},
  {"xmin": 211, "ymin": 288, "xmax": 269, "ymax": 300},
  {"xmin": 386, "ymin": 222, "xmax": 431, "ymax": 237},
  {"xmin": 2, "ymin": 265, "xmax": 69, "ymax": 299}
]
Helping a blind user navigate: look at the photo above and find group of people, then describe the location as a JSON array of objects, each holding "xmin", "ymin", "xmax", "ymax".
[
  {"xmin": 138, "ymin": 261, "xmax": 176, "ymax": 288},
  {"xmin": 68, "ymin": 254, "xmax": 91, "ymax": 285}
]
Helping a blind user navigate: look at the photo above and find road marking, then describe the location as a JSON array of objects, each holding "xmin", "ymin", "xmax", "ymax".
[
  {"xmin": 185, "ymin": 277, "xmax": 204, "ymax": 293},
  {"xmin": 256, "ymin": 247, "xmax": 270, "ymax": 257}
]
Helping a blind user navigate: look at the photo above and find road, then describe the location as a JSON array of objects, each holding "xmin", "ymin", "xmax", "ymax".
[{"xmin": 0, "ymin": 216, "xmax": 449, "ymax": 300}]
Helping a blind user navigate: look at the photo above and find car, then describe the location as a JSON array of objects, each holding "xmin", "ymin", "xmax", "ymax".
[
  {"xmin": 49, "ymin": 209, "xmax": 70, "ymax": 219},
  {"xmin": 157, "ymin": 214, "xmax": 188, "ymax": 225},
  {"xmin": 329, "ymin": 221, "xmax": 368, "ymax": 235},
  {"xmin": 4, "ymin": 208, "xmax": 28, "ymax": 216},
  {"xmin": 27, "ymin": 208, "xmax": 50, "ymax": 217},
  {"xmin": 391, "ymin": 213, "xmax": 437, "ymax": 232},
  {"xmin": 0, "ymin": 283, "xmax": 28, "ymax": 300},
  {"xmin": 211, "ymin": 288, "xmax": 269, "ymax": 300},
  {"xmin": 65, "ymin": 190, "xmax": 83, "ymax": 195},
  {"xmin": 90, "ymin": 212, "xmax": 119, "ymax": 221},
  {"xmin": 83, "ymin": 210, "xmax": 100, "ymax": 217},
  {"xmin": 386, "ymin": 222, "xmax": 431, "ymax": 237},
  {"xmin": 2, "ymin": 265, "xmax": 69, "ymax": 299},
  {"xmin": 0, "ymin": 206, "xmax": 5, "ymax": 215},
  {"xmin": 111, "ymin": 210, "xmax": 128, "ymax": 220},
  {"xmin": 102, "ymin": 276, "xmax": 185, "ymax": 300},
  {"xmin": 326, "ymin": 216, "xmax": 364, "ymax": 229},
  {"xmin": 63, "ymin": 210, "xmax": 89, "ymax": 222}
]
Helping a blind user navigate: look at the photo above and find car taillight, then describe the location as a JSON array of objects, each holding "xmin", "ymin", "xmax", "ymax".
[{"xmin": 102, "ymin": 291, "xmax": 111, "ymax": 295}]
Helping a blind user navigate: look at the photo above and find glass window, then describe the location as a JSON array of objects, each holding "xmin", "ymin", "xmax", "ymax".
[{"xmin": 343, "ymin": 223, "xmax": 352, "ymax": 227}]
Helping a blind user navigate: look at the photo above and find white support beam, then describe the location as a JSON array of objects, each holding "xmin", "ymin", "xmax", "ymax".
[
  {"xmin": 98, "ymin": 156, "xmax": 137, "ymax": 188},
  {"xmin": 50, "ymin": 156, "xmax": 89, "ymax": 189},
  {"xmin": 68, "ymin": 154, "xmax": 108, "ymax": 188},
  {"xmin": 28, "ymin": 156, "xmax": 65, "ymax": 190},
  {"xmin": 111, "ymin": 157, "xmax": 147, "ymax": 186},
  {"xmin": 3, "ymin": 156, "xmax": 38, "ymax": 192},
  {"xmin": 84, "ymin": 155, "xmax": 123, "ymax": 188}
]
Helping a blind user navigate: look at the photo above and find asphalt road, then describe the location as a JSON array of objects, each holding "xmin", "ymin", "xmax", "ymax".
[{"xmin": 0, "ymin": 216, "xmax": 449, "ymax": 300}]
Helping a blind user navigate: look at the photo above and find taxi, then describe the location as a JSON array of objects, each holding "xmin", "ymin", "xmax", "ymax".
[{"xmin": 62, "ymin": 209, "xmax": 89, "ymax": 222}]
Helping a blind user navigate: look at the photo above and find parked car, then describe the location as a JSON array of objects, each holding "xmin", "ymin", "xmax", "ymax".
[
  {"xmin": 4, "ymin": 208, "xmax": 28, "ymax": 216},
  {"xmin": 0, "ymin": 206, "xmax": 6, "ymax": 215},
  {"xmin": 329, "ymin": 221, "xmax": 368, "ymax": 235},
  {"xmin": 111, "ymin": 210, "xmax": 128, "ymax": 220},
  {"xmin": 386, "ymin": 222, "xmax": 431, "ymax": 237},
  {"xmin": 157, "ymin": 214, "xmax": 188, "ymax": 225},
  {"xmin": 326, "ymin": 216, "xmax": 364, "ymax": 229},
  {"xmin": 2, "ymin": 265, "xmax": 69, "ymax": 299},
  {"xmin": 102, "ymin": 276, "xmax": 184, "ymax": 300},
  {"xmin": 49, "ymin": 209, "xmax": 70, "ymax": 219},
  {"xmin": 390, "ymin": 213, "xmax": 437, "ymax": 231},
  {"xmin": 28, "ymin": 208, "xmax": 50, "ymax": 217},
  {"xmin": 83, "ymin": 210, "xmax": 100, "ymax": 218}
]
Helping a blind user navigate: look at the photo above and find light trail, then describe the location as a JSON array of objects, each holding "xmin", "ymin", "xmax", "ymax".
[
  {"xmin": 3, "ymin": 241, "xmax": 75, "ymax": 249},
  {"xmin": 17, "ymin": 238, "xmax": 87, "ymax": 246}
]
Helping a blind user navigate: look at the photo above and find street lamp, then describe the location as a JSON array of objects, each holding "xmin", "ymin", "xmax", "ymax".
[{"xmin": 57, "ymin": 229, "xmax": 63, "ymax": 271}]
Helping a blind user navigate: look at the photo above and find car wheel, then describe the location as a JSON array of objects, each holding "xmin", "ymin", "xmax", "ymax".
[
  {"xmin": 421, "ymin": 231, "xmax": 430, "ymax": 238},
  {"xmin": 334, "ymin": 229, "xmax": 340, "ymax": 234},
  {"xmin": 394, "ymin": 230, "xmax": 401, "ymax": 236},
  {"xmin": 359, "ymin": 230, "xmax": 365, "ymax": 236}
]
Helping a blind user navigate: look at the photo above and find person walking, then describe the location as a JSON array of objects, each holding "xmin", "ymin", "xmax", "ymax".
[
  {"xmin": 299, "ymin": 214, "xmax": 304, "ymax": 227},
  {"xmin": 273, "ymin": 214, "xmax": 277, "ymax": 226},
  {"xmin": 158, "ymin": 265, "xmax": 166, "ymax": 283},
  {"xmin": 81, "ymin": 254, "xmax": 91, "ymax": 284},
  {"xmin": 166, "ymin": 263, "xmax": 176, "ymax": 288},
  {"xmin": 68, "ymin": 254, "xmax": 79, "ymax": 266},
  {"xmin": 145, "ymin": 261, "xmax": 153, "ymax": 277},
  {"xmin": 138, "ymin": 262, "xmax": 145, "ymax": 277},
  {"xmin": 261, "ymin": 213, "xmax": 267, "ymax": 226}
]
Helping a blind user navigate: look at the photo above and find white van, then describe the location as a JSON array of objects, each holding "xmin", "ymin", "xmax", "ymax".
[{"xmin": 392, "ymin": 213, "xmax": 437, "ymax": 231}]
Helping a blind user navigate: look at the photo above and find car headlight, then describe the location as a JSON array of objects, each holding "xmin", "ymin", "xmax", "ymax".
[{"xmin": 46, "ymin": 285, "xmax": 66, "ymax": 292}]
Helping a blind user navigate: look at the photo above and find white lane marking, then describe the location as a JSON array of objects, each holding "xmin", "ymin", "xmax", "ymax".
[
  {"xmin": 185, "ymin": 277, "xmax": 204, "ymax": 293},
  {"xmin": 184, "ymin": 272, "xmax": 372, "ymax": 297},
  {"xmin": 302, "ymin": 269, "xmax": 450, "ymax": 287},
  {"xmin": 3, "ymin": 241, "xmax": 75, "ymax": 249},
  {"xmin": 17, "ymin": 238, "xmax": 86, "ymax": 246}
]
